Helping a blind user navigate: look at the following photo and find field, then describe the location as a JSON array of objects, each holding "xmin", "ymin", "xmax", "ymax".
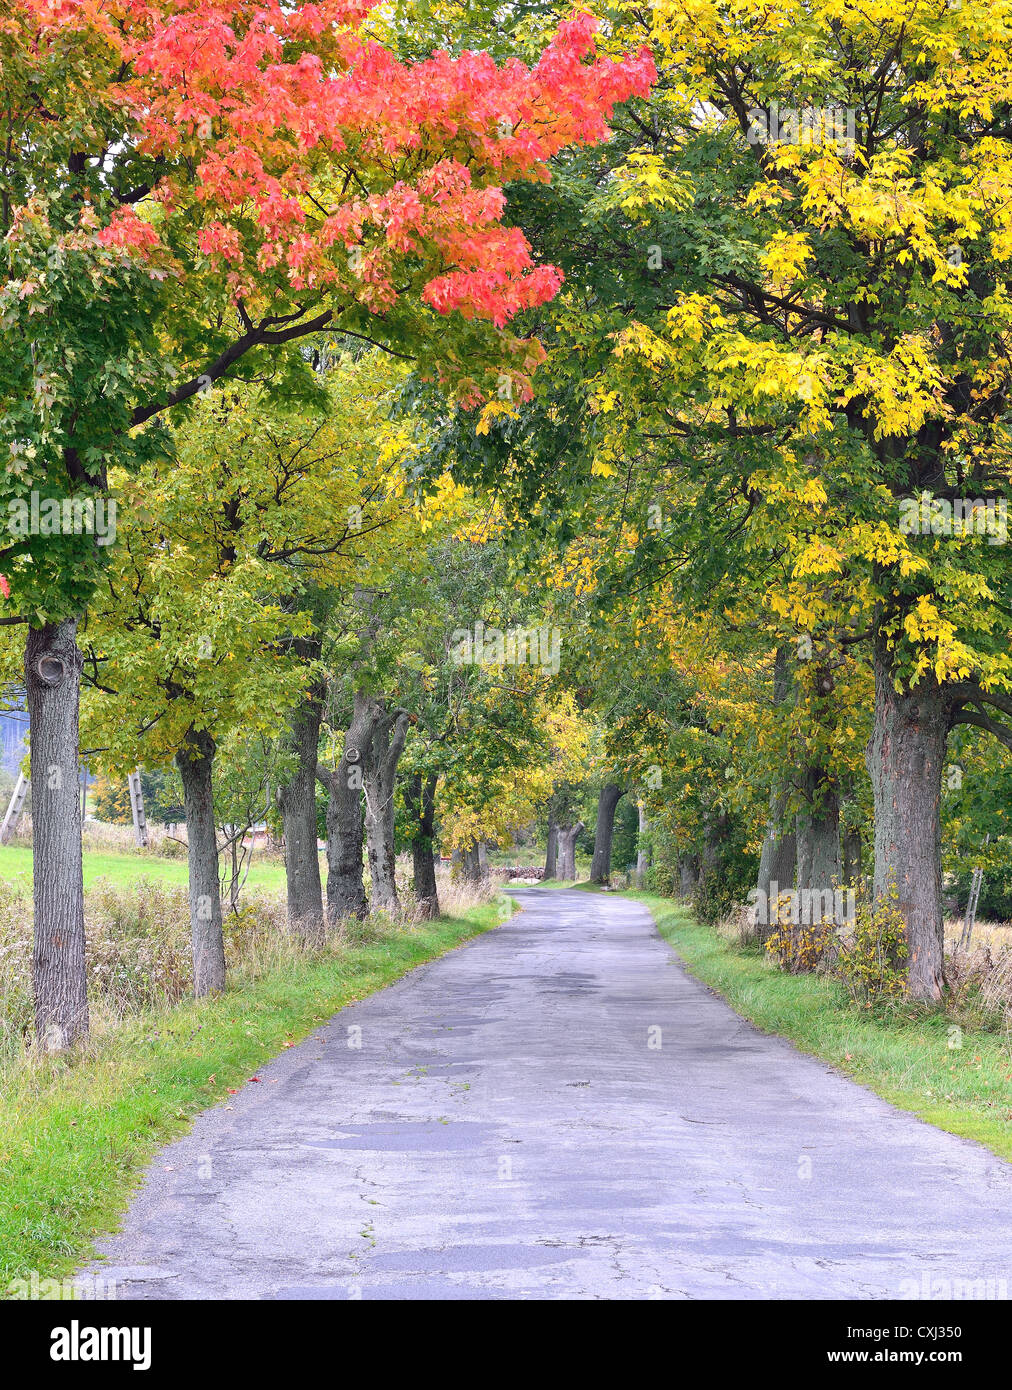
[{"xmin": 0, "ymin": 842, "xmax": 288, "ymax": 895}]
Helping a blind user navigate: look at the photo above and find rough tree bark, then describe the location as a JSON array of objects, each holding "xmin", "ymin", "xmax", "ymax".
[
  {"xmin": 315, "ymin": 692, "xmax": 375, "ymax": 922},
  {"xmin": 589, "ymin": 782, "xmax": 624, "ymax": 884},
  {"xmin": 754, "ymin": 791, "xmax": 797, "ymax": 937},
  {"xmin": 460, "ymin": 841, "xmax": 482, "ymax": 882},
  {"xmin": 277, "ymin": 672, "xmax": 326, "ymax": 941},
  {"xmin": 557, "ymin": 821, "xmax": 584, "ymax": 881},
  {"xmin": 635, "ymin": 801, "xmax": 650, "ymax": 889},
  {"xmin": 364, "ymin": 705, "xmax": 409, "ymax": 911},
  {"xmin": 27, "ymin": 619, "xmax": 89, "ymax": 1051},
  {"xmin": 867, "ymin": 642, "xmax": 949, "ymax": 1001},
  {"xmin": 678, "ymin": 854, "xmax": 700, "ymax": 898},
  {"xmin": 176, "ymin": 726, "xmax": 226, "ymax": 996},
  {"xmin": 842, "ymin": 823, "xmax": 863, "ymax": 889},
  {"xmin": 544, "ymin": 822, "xmax": 558, "ymax": 879},
  {"xmin": 754, "ymin": 645, "xmax": 796, "ymax": 938},
  {"xmin": 406, "ymin": 771, "xmax": 439, "ymax": 919},
  {"xmin": 795, "ymin": 765, "xmax": 841, "ymax": 918}
]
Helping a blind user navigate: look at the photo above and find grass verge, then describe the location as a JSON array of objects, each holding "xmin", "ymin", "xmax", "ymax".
[
  {"xmin": 0, "ymin": 896, "xmax": 512, "ymax": 1290},
  {"xmin": 618, "ymin": 889, "xmax": 1012, "ymax": 1162}
]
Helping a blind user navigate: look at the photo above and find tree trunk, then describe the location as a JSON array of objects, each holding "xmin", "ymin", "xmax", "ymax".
[
  {"xmin": 700, "ymin": 811, "xmax": 727, "ymax": 886},
  {"xmin": 406, "ymin": 771, "xmax": 439, "ymax": 919},
  {"xmin": 754, "ymin": 789, "xmax": 797, "ymax": 938},
  {"xmin": 635, "ymin": 801, "xmax": 650, "ymax": 888},
  {"xmin": 678, "ymin": 853, "xmax": 699, "ymax": 898},
  {"xmin": 176, "ymin": 727, "xmax": 226, "ymax": 996},
  {"xmin": 277, "ymin": 679, "xmax": 325, "ymax": 941},
  {"xmin": 842, "ymin": 824, "xmax": 863, "ymax": 889},
  {"xmin": 589, "ymin": 782, "xmax": 624, "ymax": 884},
  {"xmin": 228, "ymin": 831, "xmax": 241, "ymax": 914},
  {"xmin": 316, "ymin": 692, "xmax": 374, "ymax": 922},
  {"xmin": 754, "ymin": 645, "xmax": 796, "ymax": 938},
  {"xmin": 544, "ymin": 822, "xmax": 558, "ymax": 879},
  {"xmin": 867, "ymin": 643, "xmax": 949, "ymax": 1001},
  {"xmin": 557, "ymin": 821, "xmax": 584, "ymax": 880},
  {"xmin": 461, "ymin": 840, "xmax": 482, "ymax": 882},
  {"xmin": 477, "ymin": 840, "xmax": 490, "ymax": 878},
  {"xmin": 26, "ymin": 619, "xmax": 89, "ymax": 1051},
  {"xmin": 795, "ymin": 766, "xmax": 840, "ymax": 923},
  {"xmin": 364, "ymin": 706, "xmax": 409, "ymax": 911}
]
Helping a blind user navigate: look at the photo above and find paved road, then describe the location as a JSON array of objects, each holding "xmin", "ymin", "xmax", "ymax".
[{"xmin": 85, "ymin": 888, "xmax": 1012, "ymax": 1300}]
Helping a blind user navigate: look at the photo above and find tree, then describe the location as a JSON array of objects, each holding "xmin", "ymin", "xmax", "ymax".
[
  {"xmin": 589, "ymin": 781, "xmax": 624, "ymax": 885},
  {"xmin": 83, "ymin": 354, "xmax": 439, "ymax": 986},
  {"xmin": 89, "ymin": 774, "xmax": 132, "ymax": 826},
  {"xmin": 596, "ymin": 0, "xmax": 1012, "ymax": 995},
  {"xmin": 316, "ymin": 690, "xmax": 375, "ymax": 922},
  {"xmin": 0, "ymin": 0, "xmax": 652, "ymax": 1044}
]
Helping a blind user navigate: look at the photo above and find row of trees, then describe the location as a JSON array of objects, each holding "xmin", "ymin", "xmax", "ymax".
[
  {"xmin": 404, "ymin": 0, "xmax": 1012, "ymax": 1001},
  {"xmin": 6, "ymin": 0, "xmax": 1012, "ymax": 1044},
  {"xmin": 0, "ymin": 0, "xmax": 652, "ymax": 1048}
]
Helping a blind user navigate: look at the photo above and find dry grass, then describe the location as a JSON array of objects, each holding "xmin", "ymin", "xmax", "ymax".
[
  {"xmin": 943, "ymin": 917, "xmax": 1012, "ymax": 1030},
  {"xmin": 0, "ymin": 859, "xmax": 498, "ymax": 1069},
  {"xmin": 721, "ymin": 899, "xmax": 1012, "ymax": 1028},
  {"xmin": 8, "ymin": 816, "xmax": 287, "ymax": 862}
]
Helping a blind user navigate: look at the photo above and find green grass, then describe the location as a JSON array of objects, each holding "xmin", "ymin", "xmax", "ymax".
[
  {"xmin": 0, "ymin": 843, "xmax": 288, "ymax": 894},
  {"xmin": 617, "ymin": 889, "xmax": 1012, "ymax": 1162},
  {"xmin": 0, "ymin": 895, "xmax": 513, "ymax": 1289}
]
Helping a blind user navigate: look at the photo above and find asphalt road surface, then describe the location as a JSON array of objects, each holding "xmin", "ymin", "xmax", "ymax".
[{"xmin": 84, "ymin": 887, "xmax": 1012, "ymax": 1300}]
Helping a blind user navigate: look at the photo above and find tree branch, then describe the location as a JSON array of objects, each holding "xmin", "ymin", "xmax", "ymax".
[{"xmin": 130, "ymin": 309, "xmax": 334, "ymax": 428}]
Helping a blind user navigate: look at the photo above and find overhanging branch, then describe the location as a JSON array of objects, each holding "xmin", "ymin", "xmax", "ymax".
[
  {"xmin": 951, "ymin": 708, "xmax": 1012, "ymax": 750},
  {"xmin": 130, "ymin": 309, "xmax": 334, "ymax": 429}
]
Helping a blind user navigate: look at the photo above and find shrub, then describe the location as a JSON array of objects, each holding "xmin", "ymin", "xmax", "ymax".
[
  {"xmin": 834, "ymin": 897, "xmax": 909, "ymax": 1005},
  {"xmin": 765, "ymin": 914, "xmax": 836, "ymax": 973}
]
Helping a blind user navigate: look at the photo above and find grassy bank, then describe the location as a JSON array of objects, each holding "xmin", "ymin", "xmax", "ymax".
[
  {"xmin": 620, "ymin": 889, "xmax": 1012, "ymax": 1162},
  {"xmin": 0, "ymin": 895, "xmax": 511, "ymax": 1290}
]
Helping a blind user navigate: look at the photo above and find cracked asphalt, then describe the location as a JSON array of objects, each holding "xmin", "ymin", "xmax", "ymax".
[{"xmin": 85, "ymin": 887, "xmax": 1012, "ymax": 1299}]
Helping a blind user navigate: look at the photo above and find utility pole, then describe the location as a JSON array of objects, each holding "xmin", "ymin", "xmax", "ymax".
[
  {"xmin": 127, "ymin": 769, "xmax": 149, "ymax": 848},
  {"xmin": 959, "ymin": 833, "xmax": 989, "ymax": 952}
]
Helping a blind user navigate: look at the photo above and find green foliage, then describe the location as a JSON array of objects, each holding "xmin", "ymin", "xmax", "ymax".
[
  {"xmin": 611, "ymin": 797, "xmax": 639, "ymax": 872},
  {"xmin": 692, "ymin": 826, "xmax": 759, "ymax": 927}
]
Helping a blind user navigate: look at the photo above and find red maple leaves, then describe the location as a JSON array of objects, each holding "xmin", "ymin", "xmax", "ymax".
[{"xmin": 19, "ymin": 1, "xmax": 654, "ymax": 344}]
